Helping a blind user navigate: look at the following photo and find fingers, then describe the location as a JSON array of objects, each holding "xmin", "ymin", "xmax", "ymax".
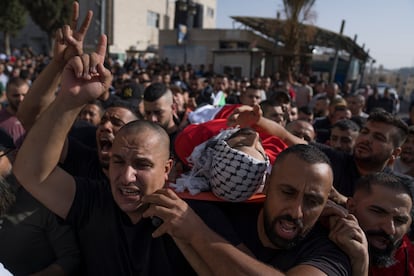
[
  {"xmin": 76, "ymin": 10, "xmax": 93, "ymax": 40},
  {"xmin": 67, "ymin": 55, "xmax": 84, "ymax": 78},
  {"xmin": 95, "ymin": 34, "xmax": 107, "ymax": 58},
  {"xmin": 96, "ymin": 63, "xmax": 112, "ymax": 90},
  {"xmin": 55, "ymin": 28, "xmax": 65, "ymax": 45},
  {"xmin": 321, "ymin": 199, "xmax": 348, "ymax": 218},
  {"xmin": 81, "ymin": 54, "xmax": 91, "ymax": 79},
  {"xmin": 67, "ymin": 54, "xmax": 98, "ymax": 79},
  {"xmin": 70, "ymin": 2, "xmax": 80, "ymax": 30}
]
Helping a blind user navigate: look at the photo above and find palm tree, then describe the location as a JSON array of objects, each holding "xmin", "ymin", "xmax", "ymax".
[{"xmin": 279, "ymin": 0, "xmax": 316, "ymax": 82}]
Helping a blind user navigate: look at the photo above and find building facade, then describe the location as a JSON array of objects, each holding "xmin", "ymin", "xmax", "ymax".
[{"xmin": 2, "ymin": 0, "xmax": 216, "ymax": 60}]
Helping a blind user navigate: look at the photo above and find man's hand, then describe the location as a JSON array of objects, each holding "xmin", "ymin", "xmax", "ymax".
[
  {"xmin": 329, "ymin": 187, "xmax": 348, "ymax": 206},
  {"xmin": 60, "ymin": 35, "xmax": 110, "ymax": 106},
  {"xmin": 227, "ymin": 104, "xmax": 262, "ymax": 128},
  {"xmin": 53, "ymin": 2, "xmax": 93, "ymax": 66},
  {"xmin": 329, "ymin": 214, "xmax": 369, "ymax": 275},
  {"xmin": 142, "ymin": 189, "xmax": 206, "ymax": 243}
]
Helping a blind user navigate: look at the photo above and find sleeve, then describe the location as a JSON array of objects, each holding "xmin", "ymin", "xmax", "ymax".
[
  {"xmin": 65, "ymin": 177, "xmax": 110, "ymax": 229},
  {"xmin": 186, "ymin": 199, "xmax": 241, "ymax": 246},
  {"xmin": 60, "ymin": 137, "xmax": 100, "ymax": 178},
  {"xmin": 44, "ymin": 207, "xmax": 81, "ymax": 275},
  {"xmin": 297, "ymin": 225, "xmax": 352, "ymax": 276}
]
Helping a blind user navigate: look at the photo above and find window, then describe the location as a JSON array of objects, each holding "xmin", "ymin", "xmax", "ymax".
[
  {"xmin": 147, "ymin": 11, "xmax": 160, "ymax": 28},
  {"xmin": 206, "ymin": 7, "xmax": 214, "ymax": 18}
]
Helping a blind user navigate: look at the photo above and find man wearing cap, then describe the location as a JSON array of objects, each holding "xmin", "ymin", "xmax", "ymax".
[{"xmin": 0, "ymin": 128, "xmax": 81, "ymax": 275}]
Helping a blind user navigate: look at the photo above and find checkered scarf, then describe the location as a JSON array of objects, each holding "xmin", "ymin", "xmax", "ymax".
[{"xmin": 173, "ymin": 128, "xmax": 270, "ymax": 202}]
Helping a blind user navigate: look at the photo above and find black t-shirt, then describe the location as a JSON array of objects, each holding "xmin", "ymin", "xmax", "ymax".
[
  {"xmin": 60, "ymin": 137, "xmax": 107, "ymax": 182},
  {"xmin": 313, "ymin": 117, "xmax": 332, "ymax": 144},
  {"xmin": 66, "ymin": 178, "xmax": 240, "ymax": 275},
  {"xmin": 312, "ymin": 143, "xmax": 360, "ymax": 197},
  {"xmin": 221, "ymin": 203, "xmax": 351, "ymax": 275},
  {"xmin": 66, "ymin": 178, "xmax": 194, "ymax": 275}
]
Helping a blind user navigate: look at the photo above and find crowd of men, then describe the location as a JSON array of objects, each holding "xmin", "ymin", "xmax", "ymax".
[{"xmin": 0, "ymin": 3, "xmax": 413, "ymax": 275}]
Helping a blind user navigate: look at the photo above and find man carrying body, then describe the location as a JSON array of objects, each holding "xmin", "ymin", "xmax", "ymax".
[
  {"xmin": 224, "ymin": 104, "xmax": 409, "ymax": 203},
  {"xmin": 143, "ymin": 144, "xmax": 351, "ymax": 275},
  {"xmin": 329, "ymin": 172, "xmax": 414, "ymax": 275},
  {"xmin": 13, "ymin": 38, "xmax": 208, "ymax": 275}
]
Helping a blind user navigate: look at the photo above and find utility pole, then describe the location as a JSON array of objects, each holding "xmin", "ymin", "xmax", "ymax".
[{"xmin": 330, "ymin": 20, "xmax": 345, "ymax": 83}]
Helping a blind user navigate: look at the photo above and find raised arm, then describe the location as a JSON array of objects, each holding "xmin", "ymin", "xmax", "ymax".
[
  {"xmin": 17, "ymin": 2, "xmax": 93, "ymax": 131},
  {"xmin": 227, "ymin": 104, "xmax": 306, "ymax": 146},
  {"xmin": 13, "ymin": 36, "xmax": 110, "ymax": 219}
]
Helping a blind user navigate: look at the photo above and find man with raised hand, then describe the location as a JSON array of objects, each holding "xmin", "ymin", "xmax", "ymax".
[
  {"xmin": 13, "ymin": 32, "xmax": 220, "ymax": 274},
  {"xmin": 17, "ymin": 2, "xmax": 139, "ymax": 181}
]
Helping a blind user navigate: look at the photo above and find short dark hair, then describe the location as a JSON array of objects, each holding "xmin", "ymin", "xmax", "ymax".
[
  {"xmin": 144, "ymin": 82, "xmax": 169, "ymax": 102},
  {"xmin": 332, "ymin": 119, "xmax": 360, "ymax": 132},
  {"xmin": 105, "ymin": 100, "xmax": 143, "ymax": 120},
  {"xmin": 367, "ymin": 110, "xmax": 408, "ymax": 147},
  {"xmin": 246, "ymin": 84, "xmax": 261, "ymax": 91},
  {"xmin": 298, "ymin": 105, "xmax": 313, "ymax": 116},
  {"xmin": 275, "ymin": 144, "xmax": 331, "ymax": 168},
  {"xmin": 355, "ymin": 172, "xmax": 413, "ymax": 208},
  {"xmin": 119, "ymin": 120, "xmax": 170, "ymax": 158},
  {"xmin": 6, "ymin": 77, "xmax": 27, "ymax": 91}
]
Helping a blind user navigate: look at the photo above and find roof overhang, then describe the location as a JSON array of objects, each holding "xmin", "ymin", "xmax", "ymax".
[{"xmin": 231, "ymin": 16, "xmax": 370, "ymax": 62}]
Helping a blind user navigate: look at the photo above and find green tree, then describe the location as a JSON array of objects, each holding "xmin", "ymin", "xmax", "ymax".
[
  {"xmin": 280, "ymin": 0, "xmax": 316, "ymax": 82},
  {"xmin": 20, "ymin": 0, "xmax": 73, "ymax": 54},
  {"xmin": 0, "ymin": 0, "xmax": 27, "ymax": 55}
]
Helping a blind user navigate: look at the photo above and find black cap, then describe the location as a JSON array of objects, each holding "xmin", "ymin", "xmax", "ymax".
[{"xmin": 0, "ymin": 128, "xmax": 15, "ymax": 151}]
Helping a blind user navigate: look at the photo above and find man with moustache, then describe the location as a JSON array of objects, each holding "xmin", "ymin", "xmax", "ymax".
[
  {"xmin": 143, "ymin": 145, "xmax": 351, "ymax": 275},
  {"xmin": 223, "ymin": 104, "xmax": 409, "ymax": 202},
  {"xmin": 319, "ymin": 110, "xmax": 409, "ymax": 201},
  {"xmin": 329, "ymin": 172, "xmax": 414, "ymax": 275},
  {"xmin": 12, "ymin": 38, "xmax": 207, "ymax": 275}
]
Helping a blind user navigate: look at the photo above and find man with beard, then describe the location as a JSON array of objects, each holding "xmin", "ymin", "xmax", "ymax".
[
  {"xmin": 329, "ymin": 172, "xmax": 414, "ymax": 275},
  {"xmin": 12, "ymin": 44, "xmax": 240, "ymax": 275},
  {"xmin": 319, "ymin": 110, "xmax": 409, "ymax": 201},
  {"xmin": 0, "ymin": 128, "xmax": 80, "ymax": 275},
  {"xmin": 142, "ymin": 144, "xmax": 351, "ymax": 275},
  {"xmin": 225, "ymin": 104, "xmax": 409, "ymax": 202},
  {"xmin": 0, "ymin": 77, "xmax": 29, "ymax": 145},
  {"xmin": 144, "ymin": 82, "xmax": 178, "ymax": 140},
  {"xmin": 143, "ymin": 83, "xmax": 180, "ymax": 179}
]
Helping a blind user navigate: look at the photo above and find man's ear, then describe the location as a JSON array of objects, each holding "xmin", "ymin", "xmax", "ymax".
[
  {"xmin": 263, "ymin": 175, "xmax": 271, "ymax": 195},
  {"xmin": 388, "ymin": 146, "xmax": 402, "ymax": 166},
  {"xmin": 346, "ymin": 197, "xmax": 356, "ymax": 213},
  {"xmin": 164, "ymin": 159, "xmax": 173, "ymax": 180}
]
